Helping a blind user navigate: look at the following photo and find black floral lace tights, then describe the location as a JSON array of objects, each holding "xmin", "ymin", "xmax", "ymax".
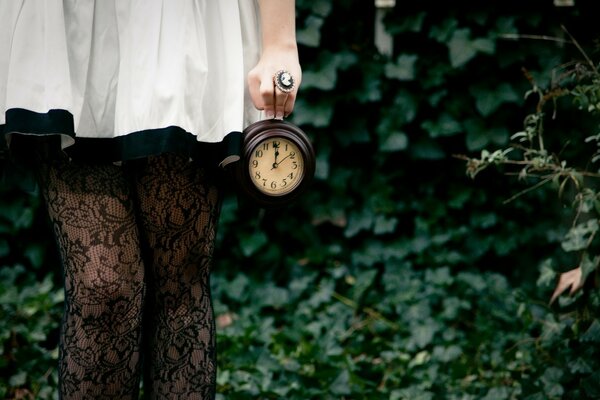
[{"xmin": 36, "ymin": 154, "xmax": 220, "ymax": 399}]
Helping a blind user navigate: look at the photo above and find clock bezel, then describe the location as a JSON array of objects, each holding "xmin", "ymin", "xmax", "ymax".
[{"xmin": 236, "ymin": 119, "xmax": 315, "ymax": 208}]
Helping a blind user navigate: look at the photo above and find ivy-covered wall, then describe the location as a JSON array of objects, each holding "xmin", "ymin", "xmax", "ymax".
[{"xmin": 1, "ymin": 1, "xmax": 599, "ymax": 399}]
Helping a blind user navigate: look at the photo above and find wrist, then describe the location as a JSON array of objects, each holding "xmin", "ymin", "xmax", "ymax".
[{"xmin": 261, "ymin": 38, "xmax": 298, "ymax": 54}]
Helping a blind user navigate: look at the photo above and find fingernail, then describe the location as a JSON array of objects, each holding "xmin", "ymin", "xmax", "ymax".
[
  {"xmin": 275, "ymin": 111, "xmax": 284, "ymax": 120},
  {"xmin": 265, "ymin": 110, "xmax": 275, "ymax": 119}
]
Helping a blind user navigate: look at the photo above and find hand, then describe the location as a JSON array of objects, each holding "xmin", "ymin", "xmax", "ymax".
[
  {"xmin": 247, "ymin": 47, "xmax": 302, "ymax": 120},
  {"xmin": 271, "ymin": 153, "xmax": 291, "ymax": 169}
]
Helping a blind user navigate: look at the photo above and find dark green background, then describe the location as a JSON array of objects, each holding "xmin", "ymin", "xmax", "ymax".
[{"xmin": 2, "ymin": 1, "xmax": 599, "ymax": 398}]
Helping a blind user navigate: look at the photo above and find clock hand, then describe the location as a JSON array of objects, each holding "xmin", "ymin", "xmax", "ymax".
[
  {"xmin": 272, "ymin": 143, "xmax": 280, "ymax": 169},
  {"xmin": 276, "ymin": 154, "xmax": 291, "ymax": 165},
  {"xmin": 272, "ymin": 154, "xmax": 292, "ymax": 170}
]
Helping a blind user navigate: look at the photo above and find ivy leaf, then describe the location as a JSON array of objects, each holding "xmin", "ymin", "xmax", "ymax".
[
  {"xmin": 391, "ymin": 387, "xmax": 434, "ymax": 400},
  {"xmin": 344, "ymin": 210, "xmax": 374, "ymax": 238},
  {"xmin": 550, "ymin": 267, "xmax": 582, "ymax": 304},
  {"xmin": 310, "ymin": 0, "xmax": 333, "ymax": 17},
  {"xmin": 471, "ymin": 82, "xmax": 521, "ymax": 116},
  {"xmin": 541, "ymin": 367, "xmax": 564, "ymax": 398},
  {"xmin": 292, "ymin": 98, "xmax": 334, "ymax": 127},
  {"xmin": 302, "ymin": 52, "xmax": 357, "ymax": 91},
  {"xmin": 24, "ymin": 244, "xmax": 45, "ymax": 269},
  {"xmin": 393, "ymin": 90, "xmax": 419, "ymax": 124},
  {"xmin": 561, "ymin": 219, "xmax": 599, "ymax": 252},
  {"xmin": 373, "ymin": 215, "xmax": 398, "ymax": 234},
  {"xmin": 465, "ymin": 125, "xmax": 509, "ymax": 151},
  {"xmin": 379, "ymin": 131, "xmax": 408, "ymax": 152},
  {"xmin": 536, "ymin": 259, "xmax": 556, "ymax": 288},
  {"xmin": 330, "ymin": 370, "xmax": 351, "ymax": 395},
  {"xmin": 385, "ymin": 54, "xmax": 418, "ymax": 81},
  {"xmin": 429, "ymin": 18, "xmax": 459, "ymax": 43},
  {"xmin": 302, "ymin": 62, "xmax": 338, "ymax": 90},
  {"xmin": 0, "ymin": 202, "xmax": 34, "ymax": 231},
  {"xmin": 580, "ymin": 320, "xmax": 600, "ymax": 343},
  {"xmin": 568, "ymin": 358, "xmax": 593, "ymax": 374},
  {"xmin": 552, "ymin": 256, "xmax": 599, "ymax": 305},
  {"xmin": 297, "ymin": 16, "xmax": 324, "ymax": 47},
  {"xmin": 432, "ymin": 344, "xmax": 462, "ymax": 362},
  {"xmin": 239, "ymin": 231, "xmax": 268, "ymax": 257},
  {"xmin": 9, "ymin": 371, "xmax": 27, "ymax": 387},
  {"xmin": 482, "ymin": 387, "xmax": 511, "ymax": 400},
  {"xmin": 411, "ymin": 140, "xmax": 445, "ymax": 160},
  {"xmin": 226, "ymin": 274, "xmax": 250, "ymax": 303},
  {"xmin": 257, "ymin": 285, "xmax": 290, "ymax": 309},
  {"xmin": 387, "ymin": 12, "xmax": 426, "ymax": 34},
  {"xmin": 410, "ymin": 319, "xmax": 439, "ymax": 349},
  {"xmin": 448, "ymin": 28, "xmax": 495, "ymax": 68},
  {"xmin": 421, "ymin": 113, "xmax": 462, "ymax": 138},
  {"xmin": 351, "ymin": 268, "xmax": 378, "ymax": 301}
]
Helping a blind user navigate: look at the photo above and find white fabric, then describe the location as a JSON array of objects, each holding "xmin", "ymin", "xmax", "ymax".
[{"xmin": 0, "ymin": 0, "xmax": 262, "ymax": 149}]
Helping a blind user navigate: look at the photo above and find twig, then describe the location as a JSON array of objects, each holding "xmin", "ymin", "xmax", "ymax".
[
  {"xmin": 502, "ymin": 176, "xmax": 554, "ymax": 204},
  {"xmin": 498, "ymin": 33, "xmax": 572, "ymax": 45},
  {"xmin": 561, "ymin": 25, "xmax": 598, "ymax": 74},
  {"xmin": 332, "ymin": 291, "xmax": 399, "ymax": 330}
]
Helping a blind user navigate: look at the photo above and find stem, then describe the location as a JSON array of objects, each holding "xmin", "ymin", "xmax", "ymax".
[
  {"xmin": 498, "ymin": 33, "xmax": 572, "ymax": 44},
  {"xmin": 561, "ymin": 25, "xmax": 598, "ymax": 74},
  {"xmin": 502, "ymin": 176, "xmax": 553, "ymax": 204},
  {"xmin": 332, "ymin": 291, "xmax": 399, "ymax": 330}
]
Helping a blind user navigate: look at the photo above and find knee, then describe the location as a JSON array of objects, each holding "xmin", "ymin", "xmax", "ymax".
[{"xmin": 64, "ymin": 246, "xmax": 145, "ymax": 321}]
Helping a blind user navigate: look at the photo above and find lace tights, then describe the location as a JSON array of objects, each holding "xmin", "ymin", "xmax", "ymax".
[{"xmin": 36, "ymin": 153, "xmax": 220, "ymax": 399}]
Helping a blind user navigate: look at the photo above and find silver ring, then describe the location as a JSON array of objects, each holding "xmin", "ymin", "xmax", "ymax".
[{"xmin": 274, "ymin": 70, "xmax": 295, "ymax": 93}]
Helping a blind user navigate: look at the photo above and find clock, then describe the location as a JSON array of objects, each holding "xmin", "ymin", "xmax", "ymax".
[{"xmin": 234, "ymin": 119, "xmax": 316, "ymax": 208}]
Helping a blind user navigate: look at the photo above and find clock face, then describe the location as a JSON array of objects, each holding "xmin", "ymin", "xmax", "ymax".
[{"xmin": 248, "ymin": 136, "xmax": 305, "ymax": 196}]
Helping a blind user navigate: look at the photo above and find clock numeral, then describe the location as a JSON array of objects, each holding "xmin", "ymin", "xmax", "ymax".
[
  {"xmin": 262, "ymin": 143, "xmax": 269, "ymax": 151},
  {"xmin": 288, "ymin": 172, "xmax": 294, "ymax": 180},
  {"xmin": 255, "ymin": 171, "xmax": 261, "ymax": 180},
  {"xmin": 272, "ymin": 140, "xmax": 280, "ymax": 148},
  {"xmin": 271, "ymin": 181, "xmax": 277, "ymax": 189},
  {"xmin": 292, "ymin": 161, "xmax": 298, "ymax": 170},
  {"xmin": 262, "ymin": 178, "xmax": 268, "ymax": 186},
  {"xmin": 255, "ymin": 149, "xmax": 263, "ymax": 158},
  {"xmin": 252, "ymin": 160, "xmax": 258, "ymax": 168},
  {"xmin": 282, "ymin": 179, "xmax": 287, "ymax": 187},
  {"xmin": 290, "ymin": 151, "xmax": 296, "ymax": 159}
]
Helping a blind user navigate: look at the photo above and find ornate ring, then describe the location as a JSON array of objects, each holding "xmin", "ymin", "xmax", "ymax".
[{"xmin": 274, "ymin": 70, "xmax": 295, "ymax": 93}]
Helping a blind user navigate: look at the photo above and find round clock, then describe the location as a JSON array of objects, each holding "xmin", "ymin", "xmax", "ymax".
[{"xmin": 234, "ymin": 119, "xmax": 316, "ymax": 208}]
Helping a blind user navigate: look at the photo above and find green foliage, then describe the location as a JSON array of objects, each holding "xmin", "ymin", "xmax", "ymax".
[
  {"xmin": 458, "ymin": 24, "xmax": 600, "ymax": 400},
  {"xmin": 2, "ymin": 1, "xmax": 600, "ymax": 399},
  {"xmin": 213, "ymin": 265, "xmax": 532, "ymax": 399},
  {"xmin": 0, "ymin": 265, "xmax": 62, "ymax": 399}
]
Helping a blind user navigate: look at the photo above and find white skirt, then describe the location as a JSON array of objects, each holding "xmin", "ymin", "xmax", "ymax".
[{"xmin": 0, "ymin": 0, "xmax": 262, "ymax": 164}]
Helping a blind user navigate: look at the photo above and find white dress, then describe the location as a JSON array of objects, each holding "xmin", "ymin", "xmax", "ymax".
[{"xmin": 0, "ymin": 0, "xmax": 262, "ymax": 165}]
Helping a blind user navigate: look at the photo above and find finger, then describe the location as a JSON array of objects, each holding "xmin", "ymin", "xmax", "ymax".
[
  {"xmin": 259, "ymin": 78, "xmax": 276, "ymax": 119},
  {"xmin": 273, "ymin": 70, "xmax": 298, "ymax": 118},
  {"xmin": 274, "ymin": 89, "xmax": 289, "ymax": 120},
  {"xmin": 247, "ymin": 72, "xmax": 264, "ymax": 111}
]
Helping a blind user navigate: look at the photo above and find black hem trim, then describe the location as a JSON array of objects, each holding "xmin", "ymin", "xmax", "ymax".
[
  {"xmin": 4, "ymin": 108, "xmax": 75, "ymax": 137},
  {"xmin": 1, "ymin": 108, "xmax": 243, "ymax": 167}
]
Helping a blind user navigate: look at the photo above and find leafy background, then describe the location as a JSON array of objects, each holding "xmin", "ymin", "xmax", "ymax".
[{"xmin": 2, "ymin": 1, "xmax": 600, "ymax": 399}]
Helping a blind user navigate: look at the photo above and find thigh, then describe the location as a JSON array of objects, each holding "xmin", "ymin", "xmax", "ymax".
[
  {"xmin": 131, "ymin": 154, "xmax": 221, "ymax": 281},
  {"xmin": 37, "ymin": 157, "xmax": 144, "ymax": 312}
]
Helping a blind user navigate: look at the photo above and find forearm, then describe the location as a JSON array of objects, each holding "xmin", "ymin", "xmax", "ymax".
[
  {"xmin": 257, "ymin": 0, "xmax": 297, "ymax": 52},
  {"xmin": 248, "ymin": 0, "xmax": 301, "ymax": 119}
]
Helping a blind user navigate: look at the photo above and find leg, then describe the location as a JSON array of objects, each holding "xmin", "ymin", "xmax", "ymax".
[
  {"xmin": 132, "ymin": 154, "xmax": 221, "ymax": 400},
  {"xmin": 37, "ymin": 157, "xmax": 145, "ymax": 399}
]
